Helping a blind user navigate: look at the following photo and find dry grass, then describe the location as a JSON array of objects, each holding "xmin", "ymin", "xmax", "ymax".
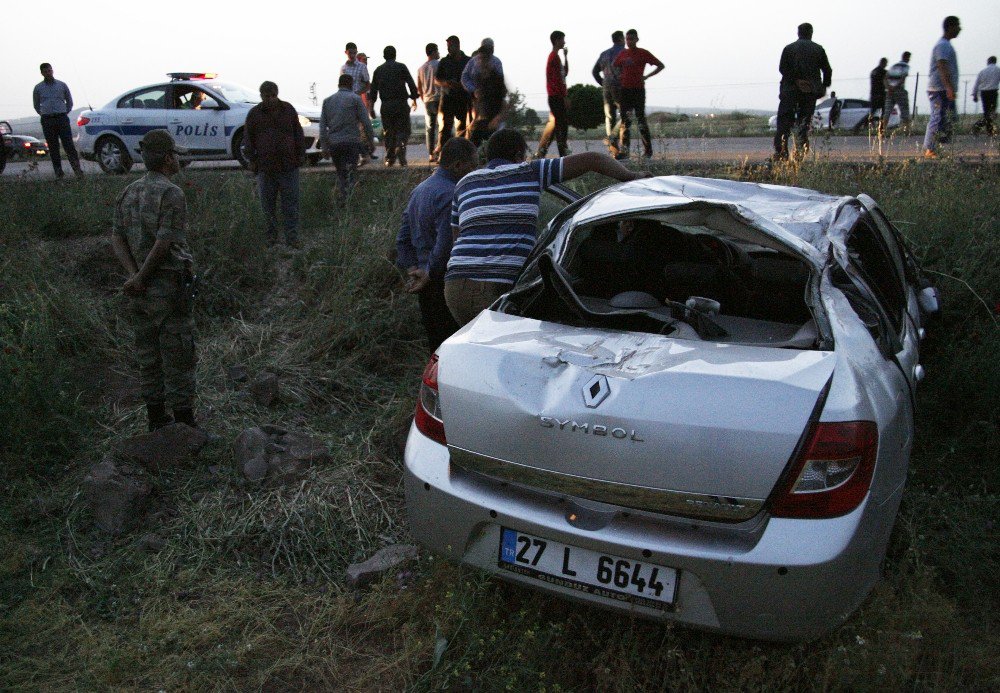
[{"xmin": 1, "ymin": 160, "xmax": 997, "ymax": 691}]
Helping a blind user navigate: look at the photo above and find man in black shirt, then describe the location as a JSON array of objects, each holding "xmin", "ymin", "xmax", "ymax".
[
  {"xmin": 434, "ymin": 35, "xmax": 471, "ymax": 154},
  {"xmin": 370, "ymin": 46, "xmax": 419, "ymax": 166},
  {"xmin": 773, "ymin": 22, "xmax": 832, "ymax": 160},
  {"xmin": 869, "ymin": 58, "xmax": 888, "ymax": 123}
]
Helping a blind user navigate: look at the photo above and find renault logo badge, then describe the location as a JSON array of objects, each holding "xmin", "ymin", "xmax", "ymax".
[{"xmin": 583, "ymin": 375, "xmax": 610, "ymax": 408}]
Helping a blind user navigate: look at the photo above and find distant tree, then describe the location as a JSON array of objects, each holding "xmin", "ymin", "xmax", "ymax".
[
  {"xmin": 524, "ymin": 108, "xmax": 541, "ymax": 126},
  {"xmin": 566, "ymin": 84, "xmax": 603, "ymax": 131},
  {"xmin": 505, "ymin": 89, "xmax": 530, "ymax": 129}
]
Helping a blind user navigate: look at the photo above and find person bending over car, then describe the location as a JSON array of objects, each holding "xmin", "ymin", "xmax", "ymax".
[{"xmin": 443, "ymin": 129, "xmax": 651, "ymax": 326}]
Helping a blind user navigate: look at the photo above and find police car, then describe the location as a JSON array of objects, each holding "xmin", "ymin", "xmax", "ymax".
[{"xmin": 75, "ymin": 73, "xmax": 323, "ymax": 174}]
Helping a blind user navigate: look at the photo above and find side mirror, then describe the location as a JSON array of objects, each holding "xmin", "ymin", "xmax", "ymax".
[{"xmin": 917, "ymin": 286, "xmax": 940, "ymax": 316}]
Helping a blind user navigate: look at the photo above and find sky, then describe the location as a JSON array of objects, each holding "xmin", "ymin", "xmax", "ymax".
[{"xmin": 2, "ymin": 0, "xmax": 997, "ymax": 120}]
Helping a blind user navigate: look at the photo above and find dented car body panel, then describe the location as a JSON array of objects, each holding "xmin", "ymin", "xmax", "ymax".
[{"xmin": 404, "ymin": 176, "xmax": 936, "ymax": 641}]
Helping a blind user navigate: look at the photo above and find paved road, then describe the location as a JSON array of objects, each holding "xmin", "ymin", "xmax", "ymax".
[{"xmin": 3, "ymin": 135, "xmax": 996, "ymax": 180}]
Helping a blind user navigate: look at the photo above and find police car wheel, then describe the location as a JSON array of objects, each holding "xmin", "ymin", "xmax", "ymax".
[
  {"xmin": 232, "ymin": 130, "xmax": 250, "ymax": 169},
  {"xmin": 96, "ymin": 136, "xmax": 133, "ymax": 174}
]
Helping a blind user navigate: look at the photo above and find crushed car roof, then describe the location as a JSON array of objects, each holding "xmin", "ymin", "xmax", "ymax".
[{"xmin": 569, "ymin": 176, "xmax": 860, "ymax": 261}]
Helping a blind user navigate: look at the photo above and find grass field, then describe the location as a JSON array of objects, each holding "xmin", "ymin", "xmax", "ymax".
[{"xmin": 1, "ymin": 157, "xmax": 998, "ymax": 691}]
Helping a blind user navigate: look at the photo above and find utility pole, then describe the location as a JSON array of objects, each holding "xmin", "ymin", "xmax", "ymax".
[
  {"xmin": 963, "ymin": 79, "xmax": 969, "ymax": 114},
  {"xmin": 912, "ymin": 72, "xmax": 920, "ymax": 118}
]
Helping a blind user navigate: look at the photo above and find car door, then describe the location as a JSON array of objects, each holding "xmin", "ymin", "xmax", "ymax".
[
  {"xmin": 167, "ymin": 86, "xmax": 229, "ymax": 157},
  {"xmin": 840, "ymin": 208, "xmax": 922, "ymax": 396},
  {"xmin": 115, "ymin": 86, "xmax": 169, "ymax": 160},
  {"xmin": 857, "ymin": 194, "xmax": 939, "ymax": 328}
]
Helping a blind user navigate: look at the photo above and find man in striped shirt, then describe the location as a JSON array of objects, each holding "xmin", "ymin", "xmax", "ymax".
[{"xmin": 444, "ymin": 129, "xmax": 648, "ymax": 325}]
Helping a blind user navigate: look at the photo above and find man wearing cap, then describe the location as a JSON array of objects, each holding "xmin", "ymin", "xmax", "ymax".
[
  {"xmin": 110, "ymin": 129, "xmax": 198, "ymax": 431},
  {"xmin": 244, "ymin": 81, "xmax": 305, "ymax": 247},
  {"xmin": 32, "ymin": 62, "xmax": 83, "ymax": 178}
]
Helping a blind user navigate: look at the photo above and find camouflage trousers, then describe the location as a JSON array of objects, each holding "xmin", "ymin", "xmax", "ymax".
[{"xmin": 128, "ymin": 273, "xmax": 196, "ymax": 410}]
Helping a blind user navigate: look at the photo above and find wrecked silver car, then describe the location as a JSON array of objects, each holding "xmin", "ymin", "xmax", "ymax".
[{"xmin": 403, "ymin": 176, "xmax": 939, "ymax": 641}]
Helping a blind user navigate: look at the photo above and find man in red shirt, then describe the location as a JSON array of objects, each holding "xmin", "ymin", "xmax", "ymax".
[
  {"xmin": 613, "ymin": 29, "xmax": 663, "ymax": 159},
  {"xmin": 536, "ymin": 30, "xmax": 570, "ymax": 158}
]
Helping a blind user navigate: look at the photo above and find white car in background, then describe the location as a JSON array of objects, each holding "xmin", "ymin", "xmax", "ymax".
[
  {"xmin": 768, "ymin": 97, "xmax": 902, "ymax": 134},
  {"xmin": 75, "ymin": 73, "xmax": 323, "ymax": 174}
]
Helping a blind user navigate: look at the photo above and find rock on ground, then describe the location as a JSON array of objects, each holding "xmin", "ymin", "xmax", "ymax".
[
  {"xmin": 82, "ymin": 457, "xmax": 152, "ymax": 535},
  {"xmin": 233, "ymin": 425, "xmax": 331, "ymax": 484},
  {"xmin": 114, "ymin": 423, "xmax": 209, "ymax": 472},
  {"xmin": 249, "ymin": 372, "xmax": 279, "ymax": 407},
  {"xmin": 346, "ymin": 545, "xmax": 420, "ymax": 588}
]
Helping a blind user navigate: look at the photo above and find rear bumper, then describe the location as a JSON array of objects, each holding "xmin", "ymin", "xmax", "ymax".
[{"xmin": 404, "ymin": 423, "xmax": 900, "ymax": 642}]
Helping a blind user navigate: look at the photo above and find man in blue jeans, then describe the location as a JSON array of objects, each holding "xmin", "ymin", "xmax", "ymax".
[
  {"xmin": 32, "ymin": 62, "xmax": 83, "ymax": 178},
  {"xmin": 923, "ymin": 16, "xmax": 961, "ymax": 158},
  {"xmin": 244, "ymin": 81, "xmax": 305, "ymax": 247},
  {"xmin": 321, "ymin": 75, "xmax": 375, "ymax": 205}
]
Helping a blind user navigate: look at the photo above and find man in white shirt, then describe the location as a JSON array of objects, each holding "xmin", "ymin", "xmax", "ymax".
[
  {"xmin": 882, "ymin": 51, "xmax": 911, "ymax": 133},
  {"xmin": 972, "ymin": 56, "xmax": 999, "ymax": 136},
  {"xmin": 417, "ymin": 43, "xmax": 442, "ymax": 162}
]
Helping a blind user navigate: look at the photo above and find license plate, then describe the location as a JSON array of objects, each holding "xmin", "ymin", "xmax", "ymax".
[{"xmin": 498, "ymin": 527, "xmax": 678, "ymax": 610}]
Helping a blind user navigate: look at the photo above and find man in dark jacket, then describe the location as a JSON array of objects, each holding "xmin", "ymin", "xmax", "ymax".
[
  {"xmin": 774, "ymin": 23, "xmax": 832, "ymax": 160},
  {"xmin": 869, "ymin": 57, "xmax": 888, "ymax": 123},
  {"xmin": 244, "ymin": 81, "xmax": 305, "ymax": 246},
  {"xmin": 370, "ymin": 46, "xmax": 418, "ymax": 166},
  {"xmin": 434, "ymin": 35, "xmax": 471, "ymax": 153}
]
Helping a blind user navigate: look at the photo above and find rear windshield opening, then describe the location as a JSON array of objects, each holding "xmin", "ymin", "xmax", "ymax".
[{"xmin": 502, "ymin": 212, "xmax": 822, "ymax": 349}]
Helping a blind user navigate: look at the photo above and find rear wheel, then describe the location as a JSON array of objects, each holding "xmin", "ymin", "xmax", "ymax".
[
  {"xmin": 232, "ymin": 130, "xmax": 250, "ymax": 169},
  {"xmin": 96, "ymin": 136, "xmax": 133, "ymax": 174}
]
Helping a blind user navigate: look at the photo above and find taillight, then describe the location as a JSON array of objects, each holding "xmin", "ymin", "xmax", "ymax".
[
  {"xmin": 770, "ymin": 421, "xmax": 878, "ymax": 519},
  {"xmin": 77, "ymin": 116, "xmax": 90, "ymax": 126},
  {"xmin": 23, "ymin": 142, "xmax": 31, "ymax": 148},
  {"xmin": 414, "ymin": 354, "xmax": 447, "ymax": 445}
]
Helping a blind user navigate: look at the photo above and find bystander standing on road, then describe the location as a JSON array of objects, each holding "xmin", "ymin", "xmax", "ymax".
[
  {"xmin": 341, "ymin": 44, "xmax": 376, "ymax": 162},
  {"xmin": 536, "ymin": 31, "xmax": 571, "ymax": 159},
  {"xmin": 444, "ymin": 129, "xmax": 651, "ymax": 326},
  {"xmin": 435, "ymin": 36, "xmax": 472, "ymax": 153},
  {"xmin": 923, "ymin": 16, "xmax": 961, "ymax": 158},
  {"xmin": 613, "ymin": 29, "xmax": 664, "ymax": 160},
  {"xmin": 869, "ymin": 57, "xmax": 888, "ymax": 124},
  {"xmin": 462, "ymin": 38, "xmax": 504, "ymax": 98},
  {"xmin": 244, "ymin": 81, "xmax": 304, "ymax": 248},
  {"xmin": 109, "ymin": 130, "xmax": 198, "ymax": 431},
  {"xmin": 972, "ymin": 56, "xmax": 999, "ymax": 136},
  {"xmin": 773, "ymin": 23, "xmax": 832, "ymax": 160},
  {"xmin": 465, "ymin": 41, "xmax": 510, "ymax": 147},
  {"xmin": 592, "ymin": 30, "xmax": 626, "ymax": 158},
  {"xmin": 320, "ymin": 75, "xmax": 375, "ymax": 204},
  {"xmin": 32, "ymin": 63, "xmax": 82, "ymax": 178},
  {"xmin": 370, "ymin": 46, "xmax": 419, "ymax": 167},
  {"xmin": 417, "ymin": 43, "xmax": 442, "ymax": 163},
  {"xmin": 396, "ymin": 138, "xmax": 479, "ymax": 352},
  {"xmin": 883, "ymin": 52, "xmax": 912, "ymax": 133}
]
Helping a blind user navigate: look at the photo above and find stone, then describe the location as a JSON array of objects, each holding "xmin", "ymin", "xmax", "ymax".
[
  {"xmin": 243, "ymin": 457, "xmax": 269, "ymax": 482},
  {"xmin": 249, "ymin": 372, "xmax": 279, "ymax": 407},
  {"xmin": 233, "ymin": 426, "xmax": 330, "ymax": 484},
  {"xmin": 115, "ymin": 423, "xmax": 209, "ymax": 472},
  {"xmin": 234, "ymin": 427, "xmax": 270, "ymax": 468},
  {"xmin": 346, "ymin": 544, "xmax": 419, "ymax": 588},
  {"xmin": 139, "ymin": 532, "xmax": 166, "ymax": 553},
  {"xmin": 82, "ymin": 457, "xmax": 152, "ymax": 535},
  {"xmin": 227, "ymin": 364, "xmax": 250, "ymax": 386}
]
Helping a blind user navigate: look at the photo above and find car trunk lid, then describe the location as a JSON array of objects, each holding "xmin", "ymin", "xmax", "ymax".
[{"xmin": 438, "ymin": 312, "xmax": 836, "ymax": 521}]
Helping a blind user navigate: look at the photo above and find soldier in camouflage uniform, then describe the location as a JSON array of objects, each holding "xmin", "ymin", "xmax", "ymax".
[{"xmin": 110, "ymin": 129, "xmax": 198, "ymax": 430}]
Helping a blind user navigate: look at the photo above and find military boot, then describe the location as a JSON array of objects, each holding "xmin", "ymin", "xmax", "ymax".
[
  {"xmin": 172, "ymin": 406, "xmax": 197, "ymax": 428},
  {"xmin": 147, "ymin": 402, "xmax": 173, "ymax": 431}
]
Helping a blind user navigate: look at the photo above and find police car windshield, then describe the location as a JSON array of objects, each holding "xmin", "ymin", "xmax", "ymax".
[{"xmin": 204, "ymin": 82, "xmax": 260, "ymax": 104}]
